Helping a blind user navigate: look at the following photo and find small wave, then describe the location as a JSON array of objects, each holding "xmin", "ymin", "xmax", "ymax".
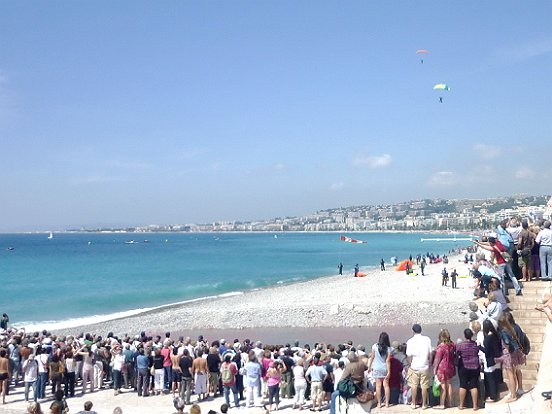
[{"xmin": 16, "ymin": 290, "xmax": 246, "ymax": 332}]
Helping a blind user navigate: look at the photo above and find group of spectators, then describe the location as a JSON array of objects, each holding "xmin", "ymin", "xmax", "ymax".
[{"xmin": 0, "ymin": 308, "xmax": 537, "ymax": 413}]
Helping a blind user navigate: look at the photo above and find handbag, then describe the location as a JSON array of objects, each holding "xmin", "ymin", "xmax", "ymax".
[
  {"xmin": 454, "ymin": 352, "xmax": 462, "ymax": 367},
  {"xmin": 356, "ymin": 390, "xmax": 374, "ymax": 403},
  {"xmin": 150, "ymin": 365, "xmax": 155, "ymax": 376}
]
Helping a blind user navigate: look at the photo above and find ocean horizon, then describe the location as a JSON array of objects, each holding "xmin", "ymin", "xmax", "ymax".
[{"xmin": 1, "ymin": 232, "xmax": 471, "ymax": 331}]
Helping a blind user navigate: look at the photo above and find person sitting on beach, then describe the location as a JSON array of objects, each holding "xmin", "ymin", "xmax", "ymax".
[{"xmin": 76, "ymin": 400, "xmax": 97, "ymax": 414}]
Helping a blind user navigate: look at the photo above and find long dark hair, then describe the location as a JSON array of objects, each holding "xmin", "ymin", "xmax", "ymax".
[
  {"xmin": 377, "ymin": 332, "xmax": 390, "ymax": 357},
  {"xmin": 482, "ymin": 319, "xmax": 498, "ymax": 337}
]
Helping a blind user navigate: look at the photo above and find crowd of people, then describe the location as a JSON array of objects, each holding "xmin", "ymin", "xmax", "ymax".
[
  {"xmin": 0, "ymin": 304, "xmax": 545, "ymax": 413},
  {"xmin": 1, "ymin": 217, "xmax": 551, "ymax": 413}
]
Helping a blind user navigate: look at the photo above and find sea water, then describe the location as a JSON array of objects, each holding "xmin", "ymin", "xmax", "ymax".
[{"xmin": 0, "ymin": 232, "xmax": 469, "ymax": 328}]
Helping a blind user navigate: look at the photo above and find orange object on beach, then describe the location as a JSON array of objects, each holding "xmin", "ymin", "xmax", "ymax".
[
  {"xmin": 395, "ymin": 260, "xmax": 414, "ymax": 271},
  {"xmin": 356, "ymin": 272, "xmax": 367, "ymax": 277}
]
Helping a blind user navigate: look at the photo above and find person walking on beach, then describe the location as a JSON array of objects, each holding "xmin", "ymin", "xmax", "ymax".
[
  {"xmin": 338, "ymin": 263, "xmax": 343, "ymax": 275},
  {"xmin": 380, "ymin": 258, "xmax": 385, "ymax": 271},
  {"xmin": 405, "ymin": 324, "xmax": 432, "ymax": 410}
]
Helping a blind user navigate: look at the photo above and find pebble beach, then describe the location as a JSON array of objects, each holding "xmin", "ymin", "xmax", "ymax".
[{"xmin": 53, "ymin": 253, "xmax": 474, "ymax": 341}]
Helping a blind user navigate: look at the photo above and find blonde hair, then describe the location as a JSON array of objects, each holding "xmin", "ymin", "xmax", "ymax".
[
  {"xmin": 470, "ymin": 320, "xmax": 481, "ymax": 333},
  {"xmin": 438, "ymin": 329, "xmax": 452, "ymax": 345},
  {"xmin": 190, "ymin": 404, "xmax": 201, "ymax": 414}
]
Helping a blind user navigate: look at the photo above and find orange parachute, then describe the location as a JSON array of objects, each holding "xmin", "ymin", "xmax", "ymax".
[{"xmin": 396, "ymin": 260, "xmax": 414, "ymax": 271}]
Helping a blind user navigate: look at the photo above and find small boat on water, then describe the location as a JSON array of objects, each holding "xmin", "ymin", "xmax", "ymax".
[
  {"xmin": 125, "ymin": 240, "xmax": 138, "ymax": 244},
  {"xmin": 48, "ymin": 232, "xmax": 53, "ymax": 239},
  {"xmin": 7, "ymin": 247, "xmax": 15, "ymax": 251}
]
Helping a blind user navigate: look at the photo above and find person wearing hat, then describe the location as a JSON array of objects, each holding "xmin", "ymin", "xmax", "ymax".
[{"xmin": 405, "ymin": 324, "xmax": 432, "ymax": 410}]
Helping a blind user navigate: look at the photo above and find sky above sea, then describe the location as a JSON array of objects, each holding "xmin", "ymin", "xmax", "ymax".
[{"xmin": 0, "ymin": 2, "xmax": 551, "ymax": 232}]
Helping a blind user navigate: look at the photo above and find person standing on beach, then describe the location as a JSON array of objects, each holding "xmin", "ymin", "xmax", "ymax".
[
  {"xmin": 338, "ymin": 263, "xmax": 343, "ymax": 275},
  {"xmin": 450, "ymin": 268, "xmax": 458, "ymax": 289},
  {"xmin": 405, "ymin": 324, "xmax": 432, "ymax": 410},
  {"xmin": 380, "ymin": 259, "xmax": 385, "ymax": 271},
  {"xmin": 207, "ymin": 347, "xmax": 221, "ymax": 398},
  {"xmin": 244, "ymin": 351, "xmax": 262, "ymax": 408},
  {"xmin": 441, "ymin": 267, "xmax": 449, "ymax": 287},
  {"xmin": 0, "ymin": 313, "xmax": 8, "ymax": 331},
  {"xmin": 354, "ymin": 264, "xmax": 359, "ymax": 277},
  {"xmin": 135, "ymin": 348, "xmax": 151, "ymax": 397},
  {"xmin": 192, "ymin": 349, "xmax": 209, "ymax": 401},
  {"xmin": 179, "ymin": 349, "xmax": 193, "ymax": 404},
  {"xmin": 420, "ymin": 258, "xmax": 426, "ymax": 276}
]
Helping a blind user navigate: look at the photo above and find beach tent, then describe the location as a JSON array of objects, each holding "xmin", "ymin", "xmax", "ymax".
[{"xmin": 395, "ymin": 260, "xmax": 414, "ymax": 271}]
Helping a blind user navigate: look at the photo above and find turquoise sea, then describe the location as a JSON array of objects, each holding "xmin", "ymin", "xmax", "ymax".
[{"xmin": 0, "ymin": 232, "xmax": 469, "ymax": 329}]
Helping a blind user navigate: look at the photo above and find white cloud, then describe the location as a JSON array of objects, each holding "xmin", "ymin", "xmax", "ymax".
[
  {"xmin": 330, "ymin": 182, "xmax": 344, "ymax": 191},
  {"xmin": 473, "ymin": 144, "xmax": 502, "ymax": 160},
  {"xmin": 353, "ymin": 153, "xmax": 392, "ymax": 169},
  {"xmin": 428, "ymin": 171, "xmax": 458, "ymax": 187},
  {"xmin": 515, "ymin": 167, "xmax": 536, "ymax": 179}
]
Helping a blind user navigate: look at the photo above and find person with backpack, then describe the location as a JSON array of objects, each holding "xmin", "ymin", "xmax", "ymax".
[
  {"xmin": 496, "ymin": 313, "xmax": 526, "ymax": 403},
  {"xmin": 220, "ymin": 353, "xmax": 239, "ymax": 408},
  {"xmin": 329, "ymin": 352, "xmax": 367, "ymax": 414}
]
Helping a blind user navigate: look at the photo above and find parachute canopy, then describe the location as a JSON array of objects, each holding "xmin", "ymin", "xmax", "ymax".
[
  {"xmin": 416, "ymin": 49, "xmax": 430, "ymax": 54},
  {"xmin": 396, "ymin": 260, "xmax": 414, "ymax": 271},
  {"xmin": 433, "ymin": 83, "xmax": 451, "ymax": 91}
]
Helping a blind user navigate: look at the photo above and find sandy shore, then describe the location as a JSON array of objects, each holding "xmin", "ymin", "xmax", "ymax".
[{"xmin": 51, "ymin": 253, "xmax": 475, "ymax": 341}]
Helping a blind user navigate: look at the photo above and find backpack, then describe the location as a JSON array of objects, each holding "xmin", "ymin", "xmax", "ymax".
[
  {"xmin": 337, "ymin": 377, "xmax": 356, "ymax": 399},
  {"xmin": 519, "ymin": 331, "xmax": 531, "ymax": 355},
  {"xmin": 221, "ymin": 363, "xmax": 234, "ymax": 384}
]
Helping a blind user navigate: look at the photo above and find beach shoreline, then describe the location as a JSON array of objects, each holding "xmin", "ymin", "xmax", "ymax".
[{"xmin": 41, "ymin": 252, "xmax": 475, "ymax": 341}]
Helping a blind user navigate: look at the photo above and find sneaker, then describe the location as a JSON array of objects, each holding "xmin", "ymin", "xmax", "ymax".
[{"xmin": 516, "ymin": 291, "xmax": 523, "ymax": 296}]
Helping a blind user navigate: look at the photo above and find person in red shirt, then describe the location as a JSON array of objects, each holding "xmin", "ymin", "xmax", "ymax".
[
  {"xmin": 474, "ymin": 237, "xmax": 522, "ymax": 296},
  {"xmin": 220, "ymin": 354, "xmax": 239, "ymax": 408}
]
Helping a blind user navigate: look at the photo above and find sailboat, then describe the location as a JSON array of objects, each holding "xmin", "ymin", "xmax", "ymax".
[{"xmin": 48, "ymin": 232, "xmax": 53, "ymax": 239}]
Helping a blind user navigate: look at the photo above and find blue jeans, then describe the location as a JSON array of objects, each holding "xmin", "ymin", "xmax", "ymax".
[
  {"xmin": 25, "ymin": 380, "xmax": 37, "ymax": 401},
  {"xmin": 330, "ymin": 390, "xmax": 340, "ymax": 414},
  {"xmin": 163, "ymin": 366, "xmax": 172, "ymax": 390},
  {"xmin": 223, "ymin": 384, "xmax": 240, "ymax": 407},
  {"xmin": 37, "ymin": 372, "xmax": 48, "ymax": 399},
  {"xmin": 499, "ymin": 263, "xmax": 520, "ymax": 293},
  {"xmin": 540, "ymin": 245, "xmax": 552, "ymax": 279}
]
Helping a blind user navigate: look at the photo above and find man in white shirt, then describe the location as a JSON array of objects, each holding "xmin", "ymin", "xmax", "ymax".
[{"xmin": 405, "ymin": 324, "xmax": 432, "ymax": 410}]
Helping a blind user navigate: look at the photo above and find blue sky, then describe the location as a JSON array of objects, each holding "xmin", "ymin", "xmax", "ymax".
[{"xmin": 1, "ymin": 1, "xmax": 551, "ymax": 231}]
